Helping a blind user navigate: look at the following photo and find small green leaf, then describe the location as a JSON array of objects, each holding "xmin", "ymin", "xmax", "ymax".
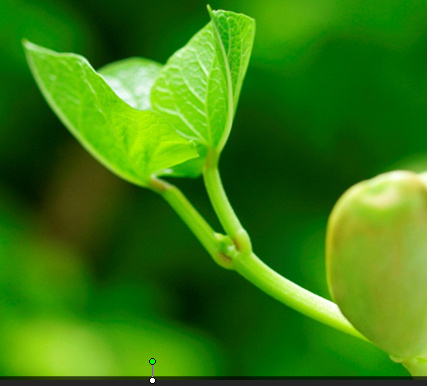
[
  {"xmin": 163, "ymin": 144, "xmax": 208, "ymax": 178},
  {"xmin": 98, "ymin": 57, "xmax": 162, "ymax": 110},
  {"xmin": 23, "ymin": 41, "xmax": 197, "ymax": 187},
  {"xmin": 151, "ymin": 8, "xmax": 255, "ymax": 159}
]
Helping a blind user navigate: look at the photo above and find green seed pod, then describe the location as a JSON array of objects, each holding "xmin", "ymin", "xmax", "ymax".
[{"xmin": 326, "ymin": 170, "xmax": 427, "ymax": 360}]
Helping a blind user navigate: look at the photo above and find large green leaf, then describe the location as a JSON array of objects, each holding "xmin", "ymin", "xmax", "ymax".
[
  {"xmin": 23, "ymin": 41, "xmax": 197, "ymax": 187},
  {"xmin": 98, "ymin": 57, "xmax": 162, "ymax": 110},
  {"xmin": 151, "ymin": 8, "xmax": 255, "ymax": 156}
]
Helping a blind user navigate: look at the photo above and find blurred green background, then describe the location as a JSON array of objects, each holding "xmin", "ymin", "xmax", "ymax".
[{"xmin": 1, "ymin": 0, "xmax": 426, "ymax": 376}]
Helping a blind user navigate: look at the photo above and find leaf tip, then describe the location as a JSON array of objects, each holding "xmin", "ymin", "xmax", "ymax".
[
  {"xmin": 21, "ymin": 39, "xmax": 37, "ymax": 67},
  {"xmin": 21, "ymin": 39, "xmax": 42, "ymax": 55},
  {"xmin": 21, "ymin": 38, "xmax": 32, "ymax": 50},
  {"xmin": 206, "ymin": 4, "xmax": 214, "ymax": 18}
]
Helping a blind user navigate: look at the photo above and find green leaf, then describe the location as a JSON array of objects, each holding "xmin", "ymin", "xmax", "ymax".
[
  {"xmin": 23, "ymin": 41, "xmax": 198, "ymax": 187},
  {"xmin": 98, "ymin": 57, "xmax": 162, "ymax": 110},
  {"xmin": 162, "ymin": 144, "xmax": 208, "ymax": 178},
  {"xmin": 151, "ymin": 8, "xmax": 255, "ymax": 156},
  {"xmin": 98, "ymin": 56, "xmax": 203, "ymax": 178}
]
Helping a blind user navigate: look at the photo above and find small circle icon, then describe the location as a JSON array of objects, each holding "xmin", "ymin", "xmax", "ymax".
[
  {"xmin": 150, "ymin": 378, "xmax": 155, "ymax": 383},
  {"xmin": 149, "ymin": 358, "xmax": 156, "ymax": 365}
]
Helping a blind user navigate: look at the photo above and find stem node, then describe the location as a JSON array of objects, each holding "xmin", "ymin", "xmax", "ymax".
[{"xmin": 233, "ymin": 228, "xmax": 252, "ymax": 254}]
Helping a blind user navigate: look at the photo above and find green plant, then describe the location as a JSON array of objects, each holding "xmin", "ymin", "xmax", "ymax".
[{"xmin": 23, "ymin": 6, "xmax": 427, "ymax": 377}]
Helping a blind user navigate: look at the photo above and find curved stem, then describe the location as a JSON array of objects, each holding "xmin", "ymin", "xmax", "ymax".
[
  {"xmin": 233, "ymin": 252, "xmax": 368, "ymax": 341},
  {"xmin": 202, "ymin": 156, "xmax": 368, "ymax": 342},
  {"xmin": 151, "ymin": 170, "xmax": 368, "ymax": 342},
  {"xmin": 203, "ymin": 150, "xmax": 252, "ymax": 253},
  {"xmin": 149, "ymin": 177, "xmax": 233, "ymax": 269}
]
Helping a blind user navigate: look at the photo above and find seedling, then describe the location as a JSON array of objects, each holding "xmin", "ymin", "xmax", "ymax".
[{"xmin": 23, "ymin": 6, "xmax": 427, "ymax": 376}]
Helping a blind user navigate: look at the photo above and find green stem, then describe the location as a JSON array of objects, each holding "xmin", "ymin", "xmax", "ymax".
[
  {"xmin": 203, "ymin": 150, "xmax": 252, "ymax": 254},
  {"xmin": 203, "ymin": 153, "xmax": 367, "ymax": 342},
  {"xmin": 233, "ymin": 252, "xmax": 368, "ymax": 341},
  {"xmin": 151, "ymin": 168, "xmax": 367, "ymax": 342},
  {"xmin": 149, "ymin": 177, "xmax": 233, "ymax": 270}
]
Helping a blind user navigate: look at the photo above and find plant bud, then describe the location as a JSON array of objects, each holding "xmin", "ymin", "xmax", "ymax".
[{"xmin": 326, "ymin": 170, "xmax": 427, "ymax": 359}]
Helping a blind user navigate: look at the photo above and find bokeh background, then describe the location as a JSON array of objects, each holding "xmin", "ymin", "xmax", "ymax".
[{"xmin": 1, "ymin": 0, "xmax": 426, "ymax": 376}]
